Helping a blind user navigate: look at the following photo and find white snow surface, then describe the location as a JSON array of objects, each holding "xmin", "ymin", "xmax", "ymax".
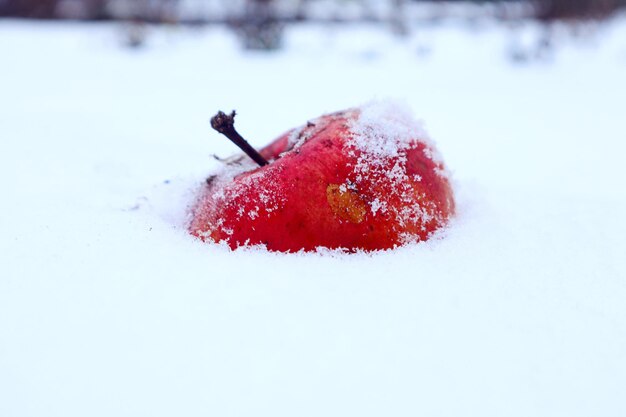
[{"xmin": 2, "ymin": 16, "xmax": 626, "ymax": 417}]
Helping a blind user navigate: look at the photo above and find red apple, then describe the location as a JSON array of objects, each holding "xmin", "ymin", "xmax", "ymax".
[{"xmin": 189, "ymin": 101, "xmax": 455, "ymax": 252}]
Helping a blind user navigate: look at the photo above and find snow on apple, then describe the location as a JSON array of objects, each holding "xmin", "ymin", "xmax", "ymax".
[{"xmin": 189, "ymin": 100, "xmax": 455, "ymax": 252}]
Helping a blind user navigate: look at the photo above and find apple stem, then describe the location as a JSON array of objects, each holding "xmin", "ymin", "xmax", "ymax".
[{"xmin": 210, "ymin": 110, "xmax": 269, "ymax": 167}]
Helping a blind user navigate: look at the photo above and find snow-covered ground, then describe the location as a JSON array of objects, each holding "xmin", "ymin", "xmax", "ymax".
[{"xmin": 1, "ymin": 15, "xmax": 626, "ymax": 417}]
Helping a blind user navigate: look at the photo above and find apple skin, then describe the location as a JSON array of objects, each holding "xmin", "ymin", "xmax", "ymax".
[{"xmin": 189, "ymin": 105, "xmax": 455, "ymax": 252}]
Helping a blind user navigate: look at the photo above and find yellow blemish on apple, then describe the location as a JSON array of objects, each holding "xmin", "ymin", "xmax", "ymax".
[{"xmin": 326, "ymin": 184, "xmax": 367, "ymax": 224}]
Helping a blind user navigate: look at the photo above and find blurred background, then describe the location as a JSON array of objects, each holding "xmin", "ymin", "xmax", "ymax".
[{"xmin": 2, "ymin": 0, "xmax": 626, "ymax": 51}]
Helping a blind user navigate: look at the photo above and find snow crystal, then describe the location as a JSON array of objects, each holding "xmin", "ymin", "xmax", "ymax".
[
  {"xmin": 350, "ymin": 99, "xmax": 428, "ymax": 158},
  {"xmin": 370, "ymin": 197, "xmax": 388, "ymax": 215},
  {"xmin": 286, "ymin": 125, "xmax": 305, "ymax": 147},
  {"xmin": 248, "ymin": 207, "xmax": 259, "ymax": 219}
]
